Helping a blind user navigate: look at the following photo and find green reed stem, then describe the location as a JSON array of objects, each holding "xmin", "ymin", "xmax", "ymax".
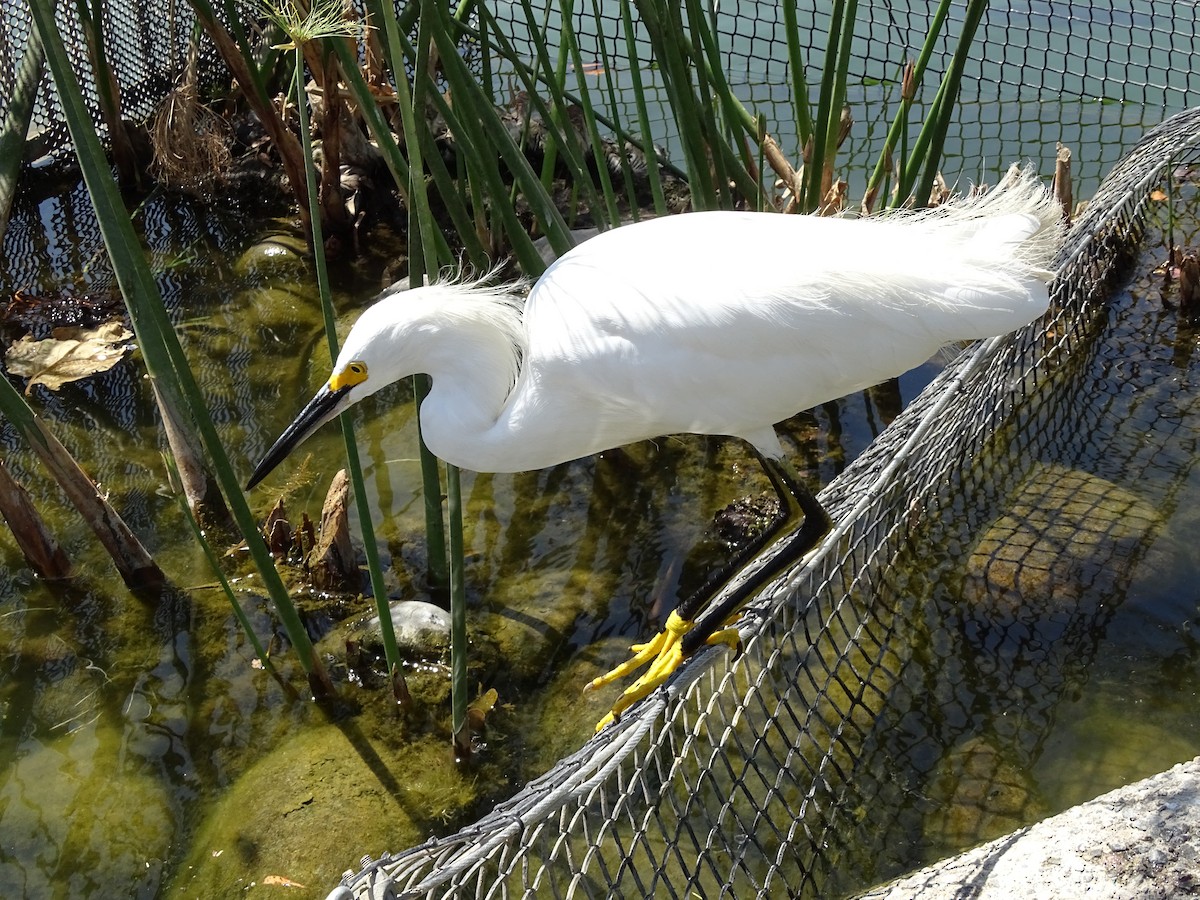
[
  {"xmin": 358, "ymin": 0, "xmax": 450, "ymax": 593},
  {"xmin": 446, "ymin": 464, "xmax": 469, "ymax": 755},
  {"xmin": 902, "ymin": 0, "xmax": 987, "ymax": 206},
  {"xmin": 561, "ymin": 0, "xmax": 621, "ymax": 224},
  {"xmin": 618, "ymin": 0, "xmax": 668, "ymax": 215},
  {"xmin": 863, "ymin": 0, "xmax": 951, "ymax": 208},
  {"xmin": 424, "ymin": 4, "xmax": 568, "ymax": 269},
  {"xmin": 477, "ymin": 0, "xmax": 602, "ymax": 222},
  {"xmin": 284, "ymin": 35, "xmax": 401, "ymax": 684},
  {"xmin": 0, "ymin": 28, "xmax": 43, "ymax": 243},
  {"xmin": 782, "ymin": 0, "xmax": 813, "ymax": 152},
  {"xmin": 31, "ymin": 0, "xmax": 334, "ymax": 698}
]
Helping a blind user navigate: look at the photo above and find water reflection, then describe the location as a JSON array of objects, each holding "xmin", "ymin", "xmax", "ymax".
[{"xmin": 3, "ymin": 135, "xmax": 1200, "ymax": 900}]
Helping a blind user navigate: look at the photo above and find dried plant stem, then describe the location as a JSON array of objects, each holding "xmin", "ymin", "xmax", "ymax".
[{"xmin": 0, "ymin": 459, "xmax": 72, "ymax": 580}]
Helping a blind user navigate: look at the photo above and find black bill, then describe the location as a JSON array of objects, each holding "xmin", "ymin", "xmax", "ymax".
[{"xmin": 245, "ymin": 383, "xmax": 351, "ymax": 490}]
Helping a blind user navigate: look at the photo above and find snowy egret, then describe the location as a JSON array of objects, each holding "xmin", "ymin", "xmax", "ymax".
[{"xmin": 247, "ymin": 165, "xmax": 1063, "ymax": 723}]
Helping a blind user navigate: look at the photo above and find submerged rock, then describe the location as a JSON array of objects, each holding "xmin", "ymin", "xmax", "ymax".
[
  {"xmin": 170, "ymin": 718, "xmax": 486, "ymax": 897},
  {"xmin": 0, "ymin": 722, "xmax": 174, "ymax": 898},
  {"xmin": 233, "ymin": 231, "xmax": 309, "ymax": 280},
  {"xmin": 922, "ymin": 734, "xmax": 1047, "ymax": 861},
  {"xmin": 353, "ymin": 600, "xmax": 453, "ymax": 659},
  {"xmin": 962, "ymin": 463, "xmax": 1159, "ymax": 618},
  {"xmin": 713, "ymin": 490, "xmax": 781, "ymax": 548}
]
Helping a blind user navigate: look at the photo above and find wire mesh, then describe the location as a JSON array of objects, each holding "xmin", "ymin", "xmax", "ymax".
[
  {"xmin": 1, "ymin": 0, "xmax": 188, "ymax": 163},
  {"xmin": 328, "ymin": 104, "xmax": 1200, "ymax": 900},
  {"xmin": 485, "ymin": 0, "xmax": 1199, "ymax": 198},
  {"xmin": 2, "ymin": 0, "xmax": 1197, "ymax": 192},
  {"xmin": 4, "ymin": 2, "xmax": 1200, "ymax": 898}
]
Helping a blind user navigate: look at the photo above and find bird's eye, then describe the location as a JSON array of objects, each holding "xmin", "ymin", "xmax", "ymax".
[{"xmin": 329, "ymin": 361, "xmax": 369, "ymax": 391}]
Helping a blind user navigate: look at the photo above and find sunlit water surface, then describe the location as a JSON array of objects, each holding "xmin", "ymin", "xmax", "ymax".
[{"xmin": 1, "ymin": 162, "xmax": 1200, "ymax": 898}]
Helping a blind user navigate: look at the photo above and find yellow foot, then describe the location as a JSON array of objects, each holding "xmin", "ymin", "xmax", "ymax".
[{"xmin": 587, "ymin": 610, "xmax": 741, "ymax": 731}]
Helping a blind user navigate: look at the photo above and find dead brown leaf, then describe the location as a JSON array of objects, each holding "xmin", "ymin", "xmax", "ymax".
[{"xmin": 5, "ymin": 321, "xmax": 133, "ymax": 394}]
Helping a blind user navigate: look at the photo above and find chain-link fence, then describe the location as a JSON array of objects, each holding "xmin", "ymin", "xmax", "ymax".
[
  {"xmin": 4, "ymin": 2, "xmax": 1200, "ymax": 898},
  {"xmin": 329, "ymin": 101, "xmax": 1200, "ymax": 900},
  {"xmin": 2, "ymin": 0, "xmax": 189, "ymax": 163},
  {"xmin": 486, "ymin": 0, "xmax": 1196, "ymax": 198}
]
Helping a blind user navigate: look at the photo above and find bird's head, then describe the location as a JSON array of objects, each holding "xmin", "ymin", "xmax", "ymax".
[
  {"xmin": 245, "ymin": 278, "xmax": 523, "ymax": 490},
  {"xmin": 244, "ymin": 301, "xmax": 410, "ymax": 490}
]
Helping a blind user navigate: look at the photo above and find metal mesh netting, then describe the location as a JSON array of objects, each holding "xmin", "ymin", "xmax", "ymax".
[
  {"xmin": 0, "ymin": 0, "xmax": 191, "ymax": 163},
  {"xmin": 2, "ymin": 1, "xmax": 1197, "ymax": 190},
  {"xmin": 4, "ymin": 1, "xmax": 1200, "ymax": 898},
  {"xmin": 486, "ymin": 1, "xmax": 1198, "ymax": 197},
  {"xmin": 328, "ymin": 108, "xmax": 1200, "ymax": 899}
]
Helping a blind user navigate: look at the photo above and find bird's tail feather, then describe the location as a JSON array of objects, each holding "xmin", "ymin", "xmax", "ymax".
[{"xmin": 892, "ymin": 164, "xmax": 1065, "ymax": 279}]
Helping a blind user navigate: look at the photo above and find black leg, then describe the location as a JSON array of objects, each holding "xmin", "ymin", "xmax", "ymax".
[
  {"xmin": 679, "ymin": 452, "xmax": 831, "ymax": 656},
  {"xmin": 589, "ymin": 450, "xmax": 832, "ymax": 729}
]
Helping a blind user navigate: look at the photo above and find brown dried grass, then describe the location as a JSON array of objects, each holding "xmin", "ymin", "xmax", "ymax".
[{"xmin": 150, "ymin": 80, "xmax": 231, "ymax": 189}]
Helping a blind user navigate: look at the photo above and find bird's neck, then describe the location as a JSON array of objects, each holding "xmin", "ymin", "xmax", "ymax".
[{"xmin": 414, "ymin": 313, "xmax": 522, "ymax": 472}]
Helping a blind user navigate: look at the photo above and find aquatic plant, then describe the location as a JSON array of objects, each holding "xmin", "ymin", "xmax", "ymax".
[{"xmin": 13, "ymin": 0, "xmax": 986, "ymax": 759}]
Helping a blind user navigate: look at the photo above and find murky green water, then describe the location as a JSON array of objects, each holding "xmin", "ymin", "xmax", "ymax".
[
  {"xmin": 0, "ymin": 177, "xmax": 928, "ymax": 896},
  {"xmin": 4, "ymin": 151, "xmax": 1200, "ymax": 900},
  {"xmin": 819, "ymin": 179, "xmax": 1200, "ymax": 892}
]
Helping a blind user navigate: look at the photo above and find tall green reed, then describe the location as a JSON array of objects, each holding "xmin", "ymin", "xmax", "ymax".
[
  {"xmin": 260, "ymin": 0, "xmax": 405, "ymax": 694},
  {"xmin": 30, "ymin": 0, "xmax": 337, "ymax": 701},
  {"xmin": 621, "ymin": 0, "xmax": 983, "ymax": 212}
]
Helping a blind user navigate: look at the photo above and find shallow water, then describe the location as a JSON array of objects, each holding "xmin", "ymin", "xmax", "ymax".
[
  {"xmin": 0, "ymin": 181, "xmax": 933, "ymax": 896},
  {"xmin": 3, "ymin": 169, "xmax": 1200, "ymax": 896},
  {"xmin": 826, "ymin": 180, "xmax": 1200, "ymax": 891}
]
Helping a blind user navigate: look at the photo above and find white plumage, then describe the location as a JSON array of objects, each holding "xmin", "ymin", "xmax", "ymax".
[
  {"xmin": 247, "ymin": 165, "xmax": 1061, "ymax": 486},
  {"xmin": 246, "ymin": 165, "xmax": 1063, "ymax": 720}
]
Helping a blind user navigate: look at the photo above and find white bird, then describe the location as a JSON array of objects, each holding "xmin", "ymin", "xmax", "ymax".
[{"xmin": 247, "ymin": 165, "xmax": 1063, "ymax": 723}]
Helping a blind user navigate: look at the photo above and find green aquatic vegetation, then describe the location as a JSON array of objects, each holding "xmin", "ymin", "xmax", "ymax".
[{"xmin": 29, "ymin": 0, "xmax": 334, "ymax": 698}]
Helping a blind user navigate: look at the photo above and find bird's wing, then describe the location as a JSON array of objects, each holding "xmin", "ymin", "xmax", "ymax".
[
  {"xmin": 537, "ymin": 208, "xmax": 1055, "ymax": 348},
  {"xmin": 517, "ymin": 214, "xmax": 907, "ymax": 439},
  {"xmin": 512, "ymin": 208, "xmax": 1052, "ymax": 449},
  {"xmin": 525, "ymin": 212, "xmax": 943, "ymax": 362}
]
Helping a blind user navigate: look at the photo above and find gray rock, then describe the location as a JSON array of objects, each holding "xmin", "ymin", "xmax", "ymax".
[
  {"xmin": 856, "ymin": 756, "xmax": 1200, "ymax": 900},
  {"xmin": 360, "ymin": 600, "xmax": 452, "ymax": 657}
]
